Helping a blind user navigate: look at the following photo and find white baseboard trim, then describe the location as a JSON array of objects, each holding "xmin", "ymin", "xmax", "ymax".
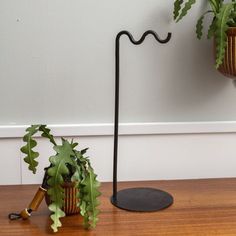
[{"xmin": 1, "ymin": 121, "xmax": 236, "ymax": 138}]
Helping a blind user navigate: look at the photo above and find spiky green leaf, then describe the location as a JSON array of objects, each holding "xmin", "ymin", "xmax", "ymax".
[
  {"xmin": 70, "ymin": 155, "xmax": 83, "ymax": 184},
  {"xmin": 21, "ymin": 125, "xmax": 40, "ymax": 174},
  {"xmin": 21, "ymin": 124, "xmax": 58, "ymax": 174},
  {"xmin": 39, "ymin": 125, "xmax": 57, "ymax": 146},
  {"xmin": 177, "ymin": 0, "xmax": 196, "ymax": 22},
  {"xmin": 70, "ymin": 139, "xmax": 79, "ymax": 149},
  {"xmin": 215, "ymin": 3, "xmax": 234, "ymax": 68},
  {"xmin": 81, "ymin": 148, "xmax": 89, "ymax": 155},
  {"xmin": 48, "ymin": 203, "xmax": 65, "ymax": 233},
  {"xmin": 47, "ymin": 140, "xmax": 74, "ymax": 233},
  {"xmin": 78, "ymin": 167, "xmax": 101, "ymax": 229}
]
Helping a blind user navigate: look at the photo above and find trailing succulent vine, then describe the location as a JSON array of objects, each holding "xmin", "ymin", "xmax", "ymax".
[
  {"xmin": 21, "ymin": 125, "xmax": 101, "ymax": 233},
  {"xmin": 173, "ymin": 0, "xmax": 236, "ymax": 68}
]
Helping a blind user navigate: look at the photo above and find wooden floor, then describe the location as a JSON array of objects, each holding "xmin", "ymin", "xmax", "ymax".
[{"xmin": 1, "ymin": 179, "xmax": 236, "ymax": 235}]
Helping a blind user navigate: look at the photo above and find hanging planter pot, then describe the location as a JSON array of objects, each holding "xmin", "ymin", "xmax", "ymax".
[
  {"xmin": 173, "ymin": 0, "xmax": 236, "ymax": 79},
  {"xmin": 216, "ymin": 27, "xmax": 236, "ymax": 78}
]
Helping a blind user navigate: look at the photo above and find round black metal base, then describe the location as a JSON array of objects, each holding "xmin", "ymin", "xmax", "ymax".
[{"xmin": 111, "ymin": 187, "xmax": 173, "ymax": 212}]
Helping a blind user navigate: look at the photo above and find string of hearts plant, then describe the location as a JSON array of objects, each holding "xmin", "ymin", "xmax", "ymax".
[
  {"xmin": 21, "ymin": 125, "xmax": 101, "ymax": 233},
  {"xmin": 174, "ymin": 0, "xmax": 236, "ymax": 68}
]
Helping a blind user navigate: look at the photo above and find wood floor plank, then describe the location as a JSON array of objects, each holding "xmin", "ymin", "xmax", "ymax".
[{"xmin": 1, "ymin": 179, "xmax": 236, "ymax": 235}]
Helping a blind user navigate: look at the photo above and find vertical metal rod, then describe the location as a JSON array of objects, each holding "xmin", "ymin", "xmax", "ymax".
[{"xmin": 113, "ymin": 34, "xmax": 120, "ymax": 200}]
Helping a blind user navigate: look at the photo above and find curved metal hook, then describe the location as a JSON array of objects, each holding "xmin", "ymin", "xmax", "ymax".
[{"xmin": 116, "ymin": 30, "xmax": 172, "ymax": 45}]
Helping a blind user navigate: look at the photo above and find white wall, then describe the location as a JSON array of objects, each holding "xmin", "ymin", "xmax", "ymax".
[
  {"xmin": 0, "ymin": 0, "xmax": 236, "ymax": 125},
  {"xmin": 1, "ymin": 1, "xmax": 236, "ymax": 185},
  {"xmin": 1, "ymin": 123, "xmax": 236, "ymax": 185}
]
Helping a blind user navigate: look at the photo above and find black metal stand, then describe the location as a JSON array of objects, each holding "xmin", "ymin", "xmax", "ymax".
[{"xmin": 111, "ymin": 30, "xmax": 174, "ymax": 212}]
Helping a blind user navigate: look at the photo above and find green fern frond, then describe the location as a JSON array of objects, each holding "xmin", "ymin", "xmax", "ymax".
[
  {"xmin": 47, "ymin": 140, "xmax": 75, "ymax": 232},
  {"xmin": 196, "ymin": 16, "xmax": 204, "ymax": 39},
  {"xmin": 177, "ymin": 0, "xmax": 196, "ymax": 22},
  {"xmin": 21, "ymin": 125, "xmax": 40, "ymax": 174},
  {"xmin": 213, "ymin": 0, "xmax": 224, "ymax": 13},
  {"xmin": 208, "ymin": 17, "xmax": 217, "ymax": 39},
  {"xmin": 215, "ymin": 3, "xmax": 234, "ymax": 68},
  {"xmin": 174, "ymin": 0, "xmax": 184, "ymax": 20},
  {"xmin": 196, "ymin": 11, "xmax": 214, "ymax": 39},
  {"xmin": 209, "ymin": 0, "xmax": 218, "ymax": 14}
]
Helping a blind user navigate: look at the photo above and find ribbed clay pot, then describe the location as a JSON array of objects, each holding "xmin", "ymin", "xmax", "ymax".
[
  {"xmin": 216, "ymin": 27, "xmax": 236, "ymax": 78},
  {"xmin": 45, "ymin": 181, "xmax": 80, "ymax": 215}
]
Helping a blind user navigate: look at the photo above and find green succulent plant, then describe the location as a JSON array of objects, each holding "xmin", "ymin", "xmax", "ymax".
[
  {"xmin": 174, "ymin": 0, "xmax": 236, "ymax": 68},
  {"xmin": 21, "ymin": 125, "xmax": 101, "ymax": 233}
]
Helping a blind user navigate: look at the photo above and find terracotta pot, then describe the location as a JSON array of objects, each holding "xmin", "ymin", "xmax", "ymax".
[
  {"xmin": 216, "ymin": 27, "xmax": 236, "ymax": 78},
  {"xmin": 45, "ymin": 182, "xmax": 80, "ymax": 215}
]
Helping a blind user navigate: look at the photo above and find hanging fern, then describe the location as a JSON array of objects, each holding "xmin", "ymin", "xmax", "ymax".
[
  {"xmin": 173, "ymin": 0, "xmax": 236, "ymax": 68},
  {"xmin": 215, "ymin": 3, "xmax": 234, "ymax": 68}
]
